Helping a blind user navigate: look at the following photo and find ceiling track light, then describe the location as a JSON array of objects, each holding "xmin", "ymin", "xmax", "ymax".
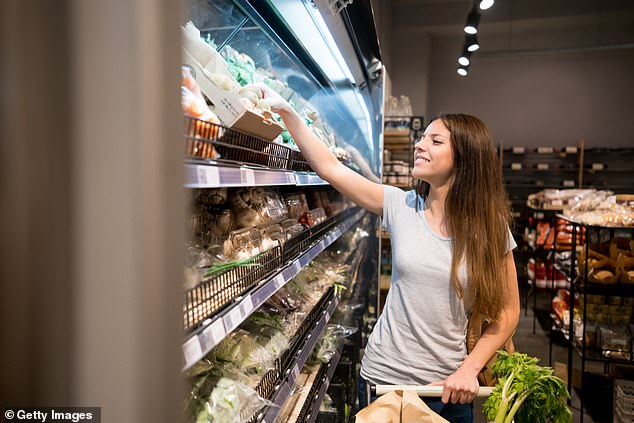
[
  {"xmin": 479, "ymin": 0, "xmax": 494, "ymax": 10},
  {"xmin": 466, "ymin": 34, "xmax": 480, "ymax": 52},
  {"xmin": 457, "ymin": 67, "xmax": 468, "ymax": 76},
  {"xmin": 464, "ymin": 6, "xmax": 481, "ymax": 34}
]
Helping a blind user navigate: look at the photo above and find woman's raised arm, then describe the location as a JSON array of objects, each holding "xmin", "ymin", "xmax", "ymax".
[{"xmin": 257, "ymin": 84, "xmax": 384, "ymax": 216}]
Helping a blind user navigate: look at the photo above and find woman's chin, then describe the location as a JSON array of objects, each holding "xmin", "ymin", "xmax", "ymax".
[{"xmin": 411, "ymin": 171, "xmax": 426, "ymax": 181}]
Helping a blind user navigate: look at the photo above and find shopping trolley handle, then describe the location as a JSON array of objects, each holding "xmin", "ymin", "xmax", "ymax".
[{"xmin": 372, "ymin": 384, "xmax": 494, "ymax": 398}]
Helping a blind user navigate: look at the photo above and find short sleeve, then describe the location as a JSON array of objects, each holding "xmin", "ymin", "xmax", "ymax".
[
  {"xmin": 381, "ymin": 185, "xmax": 408, "ymax": 230},
  {"xmin": 506, "ymin": 226, "xmax": 517, "ymax": 252}
]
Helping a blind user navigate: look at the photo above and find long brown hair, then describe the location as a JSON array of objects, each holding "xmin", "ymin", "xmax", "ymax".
[{"xmin": 416, "ymin": 113, "xmax": 511, "ymax": 321}]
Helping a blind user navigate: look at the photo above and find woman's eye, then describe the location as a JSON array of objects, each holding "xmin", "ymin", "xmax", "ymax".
[{"xmin": 432, "ymin": 139, "xmax": 442, "ymax": 145}]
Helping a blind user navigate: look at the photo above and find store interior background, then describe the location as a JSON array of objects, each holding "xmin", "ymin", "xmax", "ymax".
[
  {"xmin": 373, "ymin": 0, "xmax": 634, "ymax": 148},
  {"xmin": 1, "ymin": 1, "xmax": 633, "ymax": 422}
]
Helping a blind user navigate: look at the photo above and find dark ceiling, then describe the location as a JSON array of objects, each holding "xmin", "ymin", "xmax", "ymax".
[{"xmin": 390, "ymin": 0, "xmax": 634, "ymax": 52}]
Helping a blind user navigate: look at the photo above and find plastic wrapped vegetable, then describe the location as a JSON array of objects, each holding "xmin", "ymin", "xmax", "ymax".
[{"xmin": 186, "ymin": 375, "xmax": 273, "ymax": 423}]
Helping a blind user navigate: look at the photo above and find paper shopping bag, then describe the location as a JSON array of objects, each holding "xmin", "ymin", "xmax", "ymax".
[{"xmin": 355, "ymin": 390, "xmax": 449, "ymax": 423}]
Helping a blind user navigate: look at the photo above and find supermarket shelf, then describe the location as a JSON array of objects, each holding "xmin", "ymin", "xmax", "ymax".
[
  {"xmin": 297, "ymin": 346, "xmax": 343, "ymax": 423},
  {"xmin": 184, "ymin": 162, "xmax": 328, "ymax": 188},
  {"xmin": 553, "ymin": 262, "xmax": 573, "ymax": 284},
  {"xmin": 584, "ymin": 167, "xmax": 634, "ymax": 172},
  {"xmin": 384, "ymin": 130, "xmax": 411, "ymax": 137},
  {"xmin": 572, "ymin": 341, "xmax": 634, "ymax": 364},
  {"xmin": 556, "ymin": 215, "xmax": 634, "ymax": 230},
  {"xmin": 576, "ymin": 281, "xmax": 634, "ymax": 297},
  {"xmin": 181, "ymin": 209, "xmax": 365, "ymax": 371},
  {"xmin": 258, "ymin": 294, "xmax": 340, "ymax": 423},
  {"xmin": 295, "ymin": 172, "xmax": 330, "ymax": 186}
]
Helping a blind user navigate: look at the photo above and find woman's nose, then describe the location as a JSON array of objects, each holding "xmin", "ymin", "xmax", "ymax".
[{"xmin": 414, "ymin": 137, "xmax": 426, "ymax": 150}]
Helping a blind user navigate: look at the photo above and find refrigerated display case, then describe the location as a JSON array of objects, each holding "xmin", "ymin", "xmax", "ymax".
[{"xmin": 180, "ymin": 1, "xmax": 384, "ymax": 421}]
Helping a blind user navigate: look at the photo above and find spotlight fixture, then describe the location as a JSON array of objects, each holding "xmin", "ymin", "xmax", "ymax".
[
  {"xmin": 457, "ymin": 67, "xmax": 468, "ymax": 76},
  {"xmin": 479, "ymin": 0, "xmax": 494, "ymax": 10},
  {"xmin": 464, "ymin": 6, "xmax": 481, "ymax": 34},
  {"xmin": 466, "ymin": 34, "xmax": 479, "ymax": 52},
  {"xmin": 458, "ymin": 54, "xmax": 471, "ymax": 66}
]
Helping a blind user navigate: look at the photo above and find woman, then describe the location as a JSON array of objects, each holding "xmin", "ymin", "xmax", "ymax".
[{"xmin": 256, "ymin": 85, "xmax": 520, "ymax": 422}]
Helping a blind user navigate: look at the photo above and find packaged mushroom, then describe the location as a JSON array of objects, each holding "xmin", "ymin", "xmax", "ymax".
[
  {"xmin": 257, "ymin": 222, "xmax": 285, "ymax": 251},
  {"xmin": 224, "ymin": 227, "xmax": 262, "ymax": 260}
]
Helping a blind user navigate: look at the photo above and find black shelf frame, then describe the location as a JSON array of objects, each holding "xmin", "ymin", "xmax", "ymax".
[{"xmin": 555, "ymin": 216, "xmax": 634, "ymax": 422}]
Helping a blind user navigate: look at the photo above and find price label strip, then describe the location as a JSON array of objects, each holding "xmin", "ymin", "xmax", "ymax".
[
  {"xmin": 272, "ymin": 274, "xmax": 286, "ymax": 290},
  {"xmin": 183, "ymin": 336, "xmax": 203, "ymax": 366},
  {"xmin": 196, "ymin": 166, "xmax": 220, "ymax": 187},
  {"xmin": 241, "ymin": 168, "xmax": 256, "ymax": 185},
  {"xmin": 224, "ymin": 305, "xmax": 244, "ymax": 333},
  {"xmin": 200, "ymin": 318, "xmax": 226, "ymax": 350},
  {"xmin": 239, "ymin": 294, "xmax": 254, "ymax": 319}
]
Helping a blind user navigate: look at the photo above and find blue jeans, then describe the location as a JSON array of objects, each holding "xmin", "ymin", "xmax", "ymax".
[{"xmin": 358, "ymin": 378, "xmax": 473, "ymax": 423}]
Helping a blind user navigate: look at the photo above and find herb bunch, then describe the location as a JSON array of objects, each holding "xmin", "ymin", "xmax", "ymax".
[{"xmin": 482, "ymin": 350, "xmax": 571, "ymax": 423}]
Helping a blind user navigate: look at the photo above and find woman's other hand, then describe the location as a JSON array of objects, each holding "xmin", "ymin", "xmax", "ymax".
[{"xmin": 429, "ymin": 365, "xmax": 480, "ymax": 404}]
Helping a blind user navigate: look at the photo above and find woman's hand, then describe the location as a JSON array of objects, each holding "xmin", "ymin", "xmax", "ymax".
[
  {"xmin": 429, "ymin": 365, "xmax": 480, "ymax": 404},
  {"xmin": 247, "ymin": 83, "xmax": 291, "ymax": 114}
]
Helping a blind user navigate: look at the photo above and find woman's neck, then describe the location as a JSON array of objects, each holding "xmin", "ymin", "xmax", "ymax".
[
  {"xmin": 424, "ymin": 184, "xmax": 450, "ymax": 236},
  {"xmin": 425, "ymin": 184, "xmax": 448, "ymax": 216}
]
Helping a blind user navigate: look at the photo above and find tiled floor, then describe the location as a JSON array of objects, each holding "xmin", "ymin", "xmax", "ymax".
[{"xmin": 473, "ymin": 289, "xmax": 606, "ymax": 423}]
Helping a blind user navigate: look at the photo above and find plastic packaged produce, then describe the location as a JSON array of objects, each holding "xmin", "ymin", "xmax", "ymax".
[
  {"xmin": 185, "ymin": 375, "xmax": 273, "ymax": 423},
  {"xmin": 311, "ymin": 324, "xmax": 357, "ymax": 363},
  {"xmin": 284, "ymin": 192, "xmax": 309, "ymax": 219},
  {"xmin": 221, "ymin": 45, "xmax": 256, "ymax": 86},
  {"xmin": 181, "ymin": 65, "xmax": 220, "ymax": 159},
  {"xmin": 230, "ymin": 188, "xmax": 287, "ymax": 228},
  {"xmin": 257, "ymin": 222, "xmax": 284, "ymax": 250},
  {"xmin": 279, "ymin": 218, "xmax": 305, "ymax": 240},
  {"xmin": 225, "ymin": 227, "xmax": 262, "ymax": 260},
  {"xmin": 298, "ymin": 207, "xmax": 327, "ymax": 228}
]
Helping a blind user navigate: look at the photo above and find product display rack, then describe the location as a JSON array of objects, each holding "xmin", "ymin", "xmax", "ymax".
[
  {"xmin": 181, "ymin": 208, "xmax": 365, "ymax": 370},
  {"xmin": 524, "ymin": 206, "xmax": 564, "ymax": 336},
  {"xmin": 254, "ymin": 231, "xmax": 368, "ymax": 423},
  {"xmin": 181, "ymin": 1, "xmax": 383, "ymax": 422},
  {"xmin": 501, "ymin": 144, "xmax": 582, "ymax": 237},
  {"xmin": 582, "ymin": 147, "xmax": 634, "ymax": 193},
  {"xmin": 382, "ymin": 116, "xmax": 423, "ymax": 189},
  {"xmin": 552, "ymin": 216, "xmax": 634, "ymax": 422},
  {"xmin": 294, "ymin": 346, "xmax": 343, "ymax": 423}
]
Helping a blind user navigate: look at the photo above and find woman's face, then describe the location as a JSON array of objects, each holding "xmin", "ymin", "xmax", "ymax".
[{"xmin": 412, "ymin": 119, "xmax": 454, "ymax": 185}]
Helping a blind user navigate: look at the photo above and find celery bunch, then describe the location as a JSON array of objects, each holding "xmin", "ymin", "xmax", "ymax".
[{"xmin": 482, "ymin": 351, "xmax": 571, "ymax": 423}]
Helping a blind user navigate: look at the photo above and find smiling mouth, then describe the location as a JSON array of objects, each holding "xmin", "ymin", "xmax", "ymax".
[{"xmin": 415, "ymin": 156, "xmax": 430, "ymax": 163}]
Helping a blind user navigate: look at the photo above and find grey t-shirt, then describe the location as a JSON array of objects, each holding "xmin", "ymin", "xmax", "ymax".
[{"xmin": 360, "ymin": 186, "xmax": 516, "ymax": 385}]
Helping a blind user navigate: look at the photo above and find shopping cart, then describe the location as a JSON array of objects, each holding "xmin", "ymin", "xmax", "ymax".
[
  {"xmin": 371, "ymin": 385, "xmax": 494, "ymax": 398},
  {"xmin": 361, "ymin": 384, "xmax": 495, "ymax": 422}
]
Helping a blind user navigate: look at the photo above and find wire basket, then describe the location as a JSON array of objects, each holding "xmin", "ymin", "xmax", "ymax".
[
  {"xmin": 296, "ymin": 357, "xmax": 332, "ymax": 422},
  {"xmin": 183, "ymin": 246, "xmax": 282, "ymax": 332},
  {"xmin": 253, "ymin": 287, "xmax": 335, "ymax": 408},
  {"xmin": 288, "ymin": 149, "xmax": 312, "ymax": 172},
  {"xmin": 183, "ymin": 115, "xmax": 292, "ymax": 169}
]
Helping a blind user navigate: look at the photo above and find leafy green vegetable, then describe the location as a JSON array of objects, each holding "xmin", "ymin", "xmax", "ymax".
[
  {"xmin": 203, "ymin": 256, "xmax": 260, "ymax": 277},
  {"xmin": 482, "ymin": 350, "xmax": 571, "ymax": 423}
]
